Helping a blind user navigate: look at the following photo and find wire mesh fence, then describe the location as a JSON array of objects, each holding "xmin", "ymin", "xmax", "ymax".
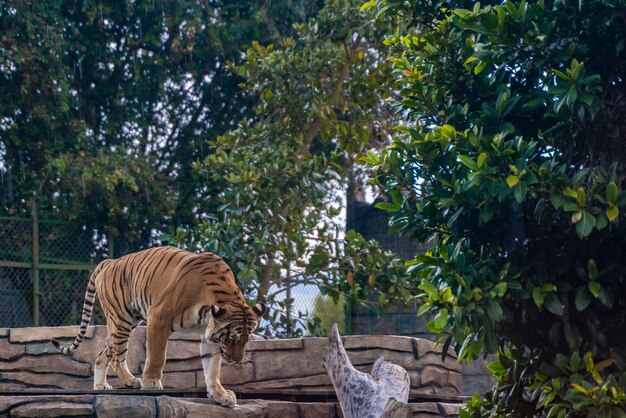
[
  {"xmin": 38, "ymin": 269, "xmax": 107, "ymax": 327},
  {"xmin": 0, "ymin": 266, "xmax": 32, "ymax": 328},
  {"xmin": 39, "ymin": 221, "xmax": 101, "ymax": 265},
  {"xmin": 0, "ymin": 216, "xmax": 32, "ymax": 262},
  {"xmin": 0, "ymin": 214, "xmax": 346, "ymax": 334},
  {"xmin": 0, "ymin": 214, "xmax": 105, "ymax": 328},
  {"xmin": 266, "ymin": 282, "xmax": 346, "ymax": 336}
]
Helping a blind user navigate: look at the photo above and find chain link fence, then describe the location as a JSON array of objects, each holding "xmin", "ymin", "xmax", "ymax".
[
  {"xmin": 0, "ymin": 213, "xmax": 107, "ymax": 328},
  {"xmin": 0, "ymin": 266, "xmax": 32, "ymax": 328},
  {"xmin": 39, "ymin": 220, "xmax": 101, "ymax": 265},
  {"xmin": 263, "ymin": 282, "xmax": 346, "ymax": 337},
  {"xmin": 0, "ymin": 213, "xmax": 346, "ymax": 333},
  {"xmin": 0, "ymin": 216, "xmax": 31, "ymax": 262},
  {"xmin": 0, "ymin": 216, "xmax": 35, "ymax": 328}
]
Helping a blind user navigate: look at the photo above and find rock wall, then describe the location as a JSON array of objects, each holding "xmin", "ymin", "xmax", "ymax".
[
  {"xmin": 0, "ymin": 325, "xmax": 462, "ymax": 397},
  {"xmin": 350, "ymin": 304, "xmax": 494, "ymax": 396},
  {"xmin": 0, "ymin": 326, "xmax": 464, "ymax": 417},
  {"xmin": 346, "ymin": 201, "xmax": 494, "ymax": 397},
  {"xmin": 0, "ymin": 395, "xmax": 463, "ymax": 418}
]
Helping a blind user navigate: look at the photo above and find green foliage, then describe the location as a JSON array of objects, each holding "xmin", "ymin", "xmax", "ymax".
[
  {"xmin": 0, "ymin": 0, "xmax": 410, "ymax": 336},
  {"xmin": 462, "ymin": 350, "xmax": 626, "ymax": 418},
  {"xmin": 369, "ymin": 0, "xmax": 626, "ymax": 415},
  {"xmin": 0, "ymin": 0, "xmax": 318, "ymax": 251},
  {"xmin": 174, "ymin": 0, "xmax": 409, "ymax": 336},
  {"xmin": 311, "ymin": 294, "xmax": 346, "ymax": 336}
]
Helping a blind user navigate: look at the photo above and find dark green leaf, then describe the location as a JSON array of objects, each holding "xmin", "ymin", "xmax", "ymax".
[
  {"xmin": 576, "ymin": 211, "xmax": 595, "ymax": 237},
  {"xmin": 513, "ymin": 182, "xmax": 527, "ymax": 203},
  {"xmin": 575, "ymin": 286, "xmax": 592, "ymax": 311},
  {"xmin": 375, "ymin": 202, "xmax": 401, "ymax": 212},
  {"xmin": 458, "ymin": 155, "xmax": 478, "ymax": 170},
  {"xmin": 598, "ymin": 287, "xmax": 613, "ymax": 308},
  {"xmin": 434, "ymin": 308, "xmax": 449, "ymax": 330},
  {"xmin": 544, "ymin": 292, "xmax": 564, "ymax": 316},
  {"xmin": 606, "ymin": 181, "xmax": 619, "ymax": 203},
  {"xmin": 485, "ymin": 299, "xmax": 503, "ymax": 322},
  {"xmin": 588, "ymin": 281, "xmax": 601, "ymax": 298},
  {"xmin": 533, "ymin": 288, "xmax": 544, "ymax": 307},
  {"xmin": 587, "ymin": 259, "xmax": 598, "ymax": 280}
]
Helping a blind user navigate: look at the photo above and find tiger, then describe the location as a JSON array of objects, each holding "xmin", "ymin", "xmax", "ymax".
[{"xmin": 51, "ymin": 246, "xmax": 266, "ymax": 408}]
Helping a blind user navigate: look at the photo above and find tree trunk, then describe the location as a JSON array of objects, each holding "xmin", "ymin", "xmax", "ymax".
[{"xmin": 324, "ymin": 323, "xmax": 410, "ymax": 418}]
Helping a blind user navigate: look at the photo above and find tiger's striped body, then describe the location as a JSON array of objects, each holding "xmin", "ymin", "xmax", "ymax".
[{"xmin": 51, "ymin": 246, "xmax": 265, "ymax": 407}]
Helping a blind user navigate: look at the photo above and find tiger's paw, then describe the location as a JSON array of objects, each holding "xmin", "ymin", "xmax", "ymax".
[
  {"xmin": 125, "ymin": 377, "xmax": 142, "ymax": 389},
  {"xmin": 209, "ymin": 388, "xmax": 237, "ymax": 408},
  {"xmin": 140, "ymin": 377, "xmax": 163, "ymax": 390},
  {"xmin": 94, "ymin": 382, "xmax": 113, "ymax": 390}
]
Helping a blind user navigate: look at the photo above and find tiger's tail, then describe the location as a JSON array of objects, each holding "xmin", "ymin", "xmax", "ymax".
[{"xmin": 50, "ymin": 261, "xmax": 107, "ymax": 354}]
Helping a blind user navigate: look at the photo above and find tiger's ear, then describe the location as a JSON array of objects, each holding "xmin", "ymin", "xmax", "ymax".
[
  {"xmin": 211, "ymin": 305, "xmax": 227, "ymax": 319},
  {"xmin": 252, "ymin": 302, "xmax": 267, "ymax": 318}
]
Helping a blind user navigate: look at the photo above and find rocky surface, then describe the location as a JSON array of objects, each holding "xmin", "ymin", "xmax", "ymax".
[
  {"xmin": 0, "ymin": 395, "xmax": 95, "ymax": 418},
  {"xmin": 0, "ymin": 395, "xmax": 460, "ymax": 418},
  {"xmin": 0, "ymin": 326, "xmax": 465, "ymax": 417},
  {"xmin": 0, "ymin": 326, "xmax": 462, "ymax": 398}
]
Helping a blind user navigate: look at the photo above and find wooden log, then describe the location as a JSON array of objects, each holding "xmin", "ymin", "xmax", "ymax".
[{"xmin": 324, "ymin": 323, "xmax": 411, "ymax": 418}]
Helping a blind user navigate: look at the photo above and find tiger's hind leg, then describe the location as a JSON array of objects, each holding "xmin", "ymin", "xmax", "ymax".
[
  {"xmin": 94, "ymin": 337, "xmax": 113, "ymax": 390},
  {"xmin": 109, "ymin": 317, "xmax": 142, "ymax": 389}
]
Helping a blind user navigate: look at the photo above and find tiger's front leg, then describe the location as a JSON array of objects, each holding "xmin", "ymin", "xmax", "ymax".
[
  {"xmin": 200, "ymin": 339, "xmax": 236, "ymax": 407},
  {"xmin": 141, "ymin": 318, "xmax": 170, "ymax": 390}
]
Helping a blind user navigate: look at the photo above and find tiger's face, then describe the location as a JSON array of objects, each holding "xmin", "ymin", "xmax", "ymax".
[{"xmin": 207, "ymin": 302, "xmax": 266, "ymax": 362}]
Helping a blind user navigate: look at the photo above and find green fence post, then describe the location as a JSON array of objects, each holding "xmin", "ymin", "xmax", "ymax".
[
  {"xmin": 32, "ymin": 200, "xmax": 40, "ymax": 327},
  {"xmin": 285, "ymin": 267, "xmax": 292, "ymax": 335}
]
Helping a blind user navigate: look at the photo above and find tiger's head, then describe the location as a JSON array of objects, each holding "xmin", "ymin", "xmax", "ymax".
[{"xmin": 207, "ymin": 302, "xmax": 266, "ymax": 362}]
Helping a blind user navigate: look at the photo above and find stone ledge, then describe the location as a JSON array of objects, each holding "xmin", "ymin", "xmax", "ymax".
[
  {"xmin": 11, "ymin": 400, "xmax": 95, "ymax": 418},
  {"xmin": 0, "ymin": 394, "xmax": 462, "ymax": 418},
  {"xmin": 0, "ymin": 339, "xmax": 25, "ymax": 360},
  {"xmin": 343, "ymin": 335, "xmax": 458, "ymax": 361},
  {"xmin": 247, "ymin": 338, "xmax": 303, "ymax": 351},
  {"xmin": 9, "ymin": 326, "xmax": 96, "ymax": 343},
  {"xmin": 0, "ymin": 394, "xmax": 95, "ymax": 416},
  {"xmin": 1, "ymin": 326, "xmax": 464, "ymax": 403},
  {"xmin": 0, "ymin": 354, "xmax": 92, "ymax": 376}
]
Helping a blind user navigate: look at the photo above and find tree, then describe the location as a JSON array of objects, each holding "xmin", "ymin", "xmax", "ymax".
[
  {"xmin": 174, "ymin": 0, "xmax": 413, "ymax": 336},
  {"xmin": 312, "ymin": 294, "xmax": 346, "ymax": 335},
  {"xmin": 0, "ymin": 0, "xmax": 319, "ymax": 253},
  {"xmin": 368, "ymin": 0, "xmax": 626, "ymax": 416}
]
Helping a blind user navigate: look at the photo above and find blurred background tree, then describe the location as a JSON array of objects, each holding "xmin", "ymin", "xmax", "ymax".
[
  {"xmin": 312, "ymin": 294, "xmax": 345, "ymax": 335},
  {"xmin": 368, "ymin": 0, "xmax": 626, "ymax": 416},
  {"xmin": 0, "ymin": 0, "xmax": 321, "ymax": 253},
  {"xmin": 1, "ymin": 0, "xmax": 412, "ymax": 336},
  {"xmin": 173, "ymin": 0, "xmax": 413, "ymax": 336}
]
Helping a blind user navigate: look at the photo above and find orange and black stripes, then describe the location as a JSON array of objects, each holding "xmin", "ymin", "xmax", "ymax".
[
  {"xmin": 50, "ymin": 259, "xmax": 110, "ymax": 354},
  {"xmin": 51, "ymin": 247, "xmax": 248, "ymax": 354},
  {"xmin": 50, "ymin": 245, "xmax": 266, "ymax": 397}
]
